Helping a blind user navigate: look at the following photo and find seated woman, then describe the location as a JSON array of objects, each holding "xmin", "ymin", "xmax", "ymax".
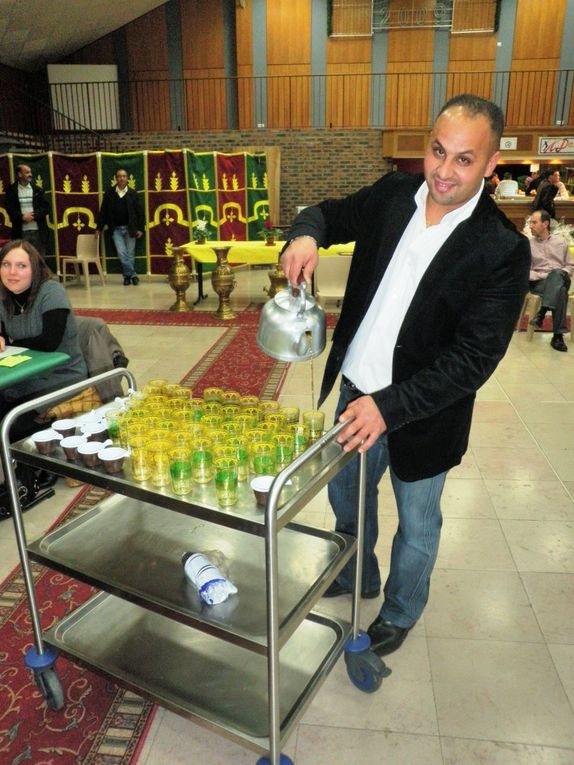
[{"xmin": 0, "ymin": 240, "xmax": 87, "ymax": 441}]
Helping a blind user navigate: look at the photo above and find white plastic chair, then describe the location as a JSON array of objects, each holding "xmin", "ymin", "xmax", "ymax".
[
  {"xmin": 61, "ymin": 234, "xmax": 106, "ymax": 291},
  {"xmin": 315, "ymin": 254, "xmax": 351, "ymax": 306}
]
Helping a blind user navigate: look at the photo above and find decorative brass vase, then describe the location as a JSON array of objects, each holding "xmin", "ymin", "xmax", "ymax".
[
  {"xmin": 168, "ymin": 247, "xmax": 192, "ymax": 312},
  {"xmin": 265, "ymin": 262, "xmax": 288, "ymax": 299},
  {"xmin": 211, "ymin": 246, "xmax": 236, "ymax": 320}
]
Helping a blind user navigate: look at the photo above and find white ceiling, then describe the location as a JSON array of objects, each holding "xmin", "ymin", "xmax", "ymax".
[{"xmin": 0, "ymin": 0, "xmax": 168, "ymax": 72}]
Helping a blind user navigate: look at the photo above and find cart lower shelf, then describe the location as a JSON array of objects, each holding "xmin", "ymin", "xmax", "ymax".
[{"xmin": 45, "ymin": 591, "xmax": 349, "ymax": 752}]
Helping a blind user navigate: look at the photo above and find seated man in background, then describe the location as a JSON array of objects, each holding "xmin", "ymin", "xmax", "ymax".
[
  {"xmin": 528, "ymin": 210, "xmax": 573, "ymax": 352},
  {"xmin": 495, "ymin": 172, "xmax": 518, "ymax": 198}
]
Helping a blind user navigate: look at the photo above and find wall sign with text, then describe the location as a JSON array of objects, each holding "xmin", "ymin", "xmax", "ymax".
[{"xmin": 538, "ymin": 137, "xmax": 574, "ymax": 155}]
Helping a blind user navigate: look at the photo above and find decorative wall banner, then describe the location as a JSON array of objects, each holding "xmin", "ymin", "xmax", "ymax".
[
  {"xmin": 0, "ymin": 151, "xmax": 269, "ymax": 276},
  {"xmin": 147, "ymin": 150, "xmax": 189, "ymax": 274},
  {"xmin": 538, "ymin": 136, "xmax": 574, "ymax": 155}
]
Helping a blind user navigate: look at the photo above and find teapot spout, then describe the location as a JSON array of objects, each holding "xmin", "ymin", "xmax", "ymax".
[{"xmin": 297, "ymin": 330, "xmax": 313, "ymax": 357}]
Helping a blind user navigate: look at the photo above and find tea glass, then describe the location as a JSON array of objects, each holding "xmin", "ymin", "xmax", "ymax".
[
  {"xmin": 191, "ymin": 446, "xmax": 214, "ymax": 484},
  {"xmin": 250, "ymin": 442, "xmax": 276, "ymax": 475},
  {"xmin": 215, "ymin": 444, "xmax": 249, "ymax": 482},
  {"xmin": 129, "ymin": 435, "xmax": 151, "ymax": 481},
  {"xmin": 169, "ymin": 448, "xmax": 193, "ymax": 495},
  {"xmin": 258, "ymin": 400, "xmax": 280, "ymax": 415},
  {"xmin": 214, "ymin": 457, "xmax": 238, "ymax": 506},
  {"xmin": 146, "ymin": 438, "xmax": 173, "ymax": 488},
  {"xmin": 203, "ymin": 387, "xmax": 224, "ymax": 402},
  {"xmin": 302, "ymin": 409, "xmax": 325, "ymax": 443},
  {"xmin": 280, "ymin": 406, "xmax": 300, "ymax": 424}
]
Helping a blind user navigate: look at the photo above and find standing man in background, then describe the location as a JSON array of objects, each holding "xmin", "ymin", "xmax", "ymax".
[
  {"xmin": 281, "ymin": 94, "xmax": 530, "ymax": 657},
  {"xmin": 5, "ymin": 164, "xmax": 50, "ymax": 258},
  {"xmin": 96, "ymin": 168, "xmax": 145, "ymax": 286}
]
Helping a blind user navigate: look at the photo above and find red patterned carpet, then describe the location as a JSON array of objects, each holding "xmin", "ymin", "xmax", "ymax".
[
  {"xmin": 75, "ymin": 303, "xmax": 341, "ymax": 329},
  {"xmin": 0, "ymin": 314, "xmax": 292, "ymax": 765}
]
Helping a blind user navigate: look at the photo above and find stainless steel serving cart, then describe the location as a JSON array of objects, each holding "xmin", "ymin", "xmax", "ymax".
[{"xmin": 2, "ymin": 369, "xmax": 389, "ymax": 765}]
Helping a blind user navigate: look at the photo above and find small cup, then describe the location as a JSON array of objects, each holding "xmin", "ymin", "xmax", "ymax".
[
  {"xmin": 214, "ymin": 458, "xmax": 238, "ymax": 506},
  {"xmin": 52, "ymin": 418, "xmax": 78, "ymax": 439},
  {"xmin": 169, "ymin": 447, "xmax": 193, "ymax": 495},
  {"xmin": 60, "ymin": 435, "xmax": 87, "ymax": 461},
  {"xmin": 250, "ymin": 475, "xmax": 274, "ymax": 506},
  {"xmin": 31, "ymin": 429, "xmax": 63, "ymax": 455},
  {"xmin": 80, "ymin": 421, "xmax": 109, "ymax": 442},
  {"xmin": 98, "ymin": 446, "xmax": 129, "ymax": 474},
  {"xmin": 77, "ymin": 439, "xmax": 112, "ymax": 467}
]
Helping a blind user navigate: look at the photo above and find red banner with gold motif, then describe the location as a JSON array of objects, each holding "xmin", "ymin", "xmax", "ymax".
[
  {"xmin": 146, "ymin": 150, "xmax": 190, "ymax": 274},
  {"xmin": 217, "ymin": 153, "xmax": 248, "ymax": 241},
  {"xmin": 52, "ymin": 153, "xmax": 100, "ymax": 263}
]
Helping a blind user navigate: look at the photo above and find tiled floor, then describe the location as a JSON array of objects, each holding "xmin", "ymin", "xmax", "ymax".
[{"xmin": 1, "ymin": 268, "xmax": 573, "ymax": 765}]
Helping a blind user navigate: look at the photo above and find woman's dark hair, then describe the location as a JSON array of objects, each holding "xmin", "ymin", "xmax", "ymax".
[
  {"xmin": 0, "ymin": 239, "xmax": 51, "ymax": 318},
  {"xmin": 531, "ymin": 179, "xmax": 558, "ymax": 219}
]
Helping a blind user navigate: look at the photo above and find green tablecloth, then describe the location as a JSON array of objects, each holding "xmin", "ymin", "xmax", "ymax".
[{"xmin": 0, "ymin": 350, "xmax": 70, "ymax": 391}]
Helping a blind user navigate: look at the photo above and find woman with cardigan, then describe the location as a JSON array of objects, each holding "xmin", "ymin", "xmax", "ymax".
[{"xmin": 0, "ymin": 240, "xmax": 87, "ymax": 440}]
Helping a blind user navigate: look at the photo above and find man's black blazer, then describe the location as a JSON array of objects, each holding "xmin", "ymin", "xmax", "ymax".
[{"xmin": 287, "ymin": 172, "xmax": 531, "ymax": 481}]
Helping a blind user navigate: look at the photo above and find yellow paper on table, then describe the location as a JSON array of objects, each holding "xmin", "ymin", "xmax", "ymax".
[{"xmin": 0, "ymin": 354, "xmax": 32, "ymax": 367}]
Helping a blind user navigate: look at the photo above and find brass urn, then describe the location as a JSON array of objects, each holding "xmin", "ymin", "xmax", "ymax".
[{"xmin": 168, "ymin": 247, "xmax": 192, "ymax": 312}]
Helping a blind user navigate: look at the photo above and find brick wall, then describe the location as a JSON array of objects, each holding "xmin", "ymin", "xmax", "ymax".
[{"xmin": 106, "ymin": 129, "xmax": 392, "ymax": 224}]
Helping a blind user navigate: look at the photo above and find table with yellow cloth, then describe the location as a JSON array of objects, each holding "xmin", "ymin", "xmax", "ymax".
[{"xmin": 178, "ymin": 240, "xmax": 355, "ymax": 319}]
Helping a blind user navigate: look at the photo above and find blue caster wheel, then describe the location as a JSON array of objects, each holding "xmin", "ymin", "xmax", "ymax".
[
  {"xmin": 343, "ymin": 631, "xmax": 391, "ymax": 693},
  {"xmin": 34, "ymin": 667, "xmax": 65, "ymax": 710},
  {"xmin": 256, "ymin": 756, "xmax": 294, "ymax": 765},
  {"xmin": 345, "ymin": 649, "xmax": 390, "ymax": 693}
]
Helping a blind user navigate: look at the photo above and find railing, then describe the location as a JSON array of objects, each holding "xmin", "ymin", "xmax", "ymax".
[
  {"xmin": 2, "ymin": 69, "xmax": 573, "ymax": 145},
  {"xmin": 0, "ymin": 81, "xmax": 112, "ymax": 154}
]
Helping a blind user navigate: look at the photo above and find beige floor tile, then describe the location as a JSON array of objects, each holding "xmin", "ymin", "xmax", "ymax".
[
  {"xmin": 295, "ymin": 726, "xmax": 443, "ymax": 765},
  {"xmin": 498, "ymin": 382, "xmax": 566, "ymax": 404},
  {"xmin": 528, "ymin": 422, "xmax": 574, "ymax": 452},
  {"xmin": 436, "ymin": 518, "xmax": 516, "ymax": 570},
  {"xmin": 485, "ymin": 479, "xmax": 574, "ymax": 521},
  {"xmin": 521, "ymin": 573, "xmax": 574, "ymax": 643},
  {"xmin": 469, "ymin": 421, "xmax": 538, "ymax": 449},
  {"xmin": 543, "ymin": 449, "xmax": 574, "ymax": 482},
  {"xmin": 440, "ymin": 478, "xmax": 496, "ymax": 519},
  {"xmin": 471, "ymin": 400, "xmax": 521, "ymax": 423},
  {"xmin": 442, "ymin": 737, "xmax": 574, "ymax": 765},
  {"xmin": 137, "ymin": 709, "xmax": 281, "ymax": 764},
  {"xmin": 472, "ymin": 446, "xmax": 557, "ymax": 480},
  {"xmin": 447, "ymin": 449, "xmax": 482, "ymax": 479},
  {"xmin": 548, "ymin": 644, "xmax": 574, "ymax": 709},
  {"xmin": 302, "ymin": 637, "xmax": 438, "ymax": 735},
  {"xmin": 425, "ymin": 569, "xmax": 544, "ymax": 642},
  {"xmin": 476, "ymin": 376, "xmax": 509, "ymax": 401},
  {"xmin": 428, "ymin": 638, "xmax": 574, "ymax": 747},
  {"xmin": 501, "ymin": 520, "xmax": 574, "ymax": 573},
  {"xmin": 512, "ymin": 401, "xmax": 574, "ymax": 425},
  {"xmin": 564, "ymin": 481, "xmax": 574, "ymax": 498}
]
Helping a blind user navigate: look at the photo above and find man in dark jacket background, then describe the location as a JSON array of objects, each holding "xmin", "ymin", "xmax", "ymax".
[
  {"xmin": 281, "ymin": 94, "xmax": 530, "ymax": 658},
  {"xmin": 5, "ymin": 164, "xmax": 50, "ymax": 257},
  {"xmin": 96, "ymin": 168, "xmax": 145, "ymax": 285}
]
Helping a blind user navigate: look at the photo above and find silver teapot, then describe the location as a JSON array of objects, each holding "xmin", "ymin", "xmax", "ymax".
[{"xmin": 256, "ymin": 282, "xmax": 326, "ymax": 362}]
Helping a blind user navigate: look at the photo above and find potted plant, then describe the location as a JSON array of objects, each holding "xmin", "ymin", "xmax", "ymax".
[{"xmin": 259, "ymin": 219, "xmax": 281, "ymax": 246}]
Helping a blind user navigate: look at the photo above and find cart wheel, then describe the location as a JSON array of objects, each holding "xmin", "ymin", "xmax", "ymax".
[
  {"xmin": 255, "ymin": 755, "xmax": 294, "ymax": 765},
  {"xmin": 345, "ymin": 649, "xmax": 390, "ymax": 693},
  {"xmin": 35, "ymin": 667, "xmax": 65, "ymax": 710}
]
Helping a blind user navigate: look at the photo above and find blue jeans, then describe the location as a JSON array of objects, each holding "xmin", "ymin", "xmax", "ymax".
[
  {"xmin": 328, "ymin": 381, "xmax": 447, "ymax": 628},
  {"xmin": 112, "ymin": 226, "xmax": 136, "ymax": 278}
]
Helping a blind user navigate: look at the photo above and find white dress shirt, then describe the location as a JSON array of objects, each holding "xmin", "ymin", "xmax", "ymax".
[{"xmin": 342, "ymin": 180, "xmax": 484, "ymax": 393}]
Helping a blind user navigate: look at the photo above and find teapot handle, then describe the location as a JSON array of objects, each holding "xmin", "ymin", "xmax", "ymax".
[{"xmin": 288, "ymin": 281, "xmax": 307, "ymax": 319}]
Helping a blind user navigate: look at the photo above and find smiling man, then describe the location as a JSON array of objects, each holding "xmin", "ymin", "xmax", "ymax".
[{"xmin": 281, "ymin": 94, "xmax": 531, "ymax": 657}]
